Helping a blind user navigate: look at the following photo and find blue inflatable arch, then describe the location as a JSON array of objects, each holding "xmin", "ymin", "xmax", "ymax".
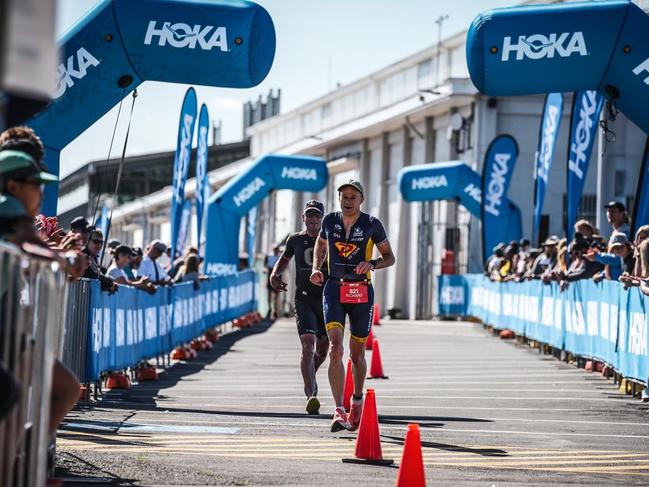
[
  {"xmin": 204, "ymin": 154, "xmax": 329, "ymax": 275},
  {"xmin": 398, "ymin": 161, "xmax": 522, "ymax": 258},
  {"xmin": 27, "ymin": 0, "xmax": 276, "ymax": 214},
  {"xmin": 466, "ymin": 0, "xmax": 649, "ymax": 134}
]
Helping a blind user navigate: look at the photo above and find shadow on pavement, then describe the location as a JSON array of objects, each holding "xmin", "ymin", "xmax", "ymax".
[
  {"xmin": 56, "ymin": 451, "xmax": 141, "ymax": 486},
  {"xmin": 381, "ymin": 434, "xmax": 509, "ymax": 457},
  {"xmin": 101, "ymin": 319, "xmax": 276, "ymax": 407}
]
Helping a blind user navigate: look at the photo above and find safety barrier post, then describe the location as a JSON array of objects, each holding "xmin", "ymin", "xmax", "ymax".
[{"xmin": 0, "ymin": 242, "xmax": 67, "ymax": 487}]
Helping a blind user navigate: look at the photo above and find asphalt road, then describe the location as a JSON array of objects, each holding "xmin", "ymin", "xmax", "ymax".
[{"xmin": 57, "ymin": 318, "xmax": 649, "ymax": 486}]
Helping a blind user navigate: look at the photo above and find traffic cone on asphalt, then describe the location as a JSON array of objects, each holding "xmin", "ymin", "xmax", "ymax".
[
  {"xmin": 343, "ymin": 359, "xmax": 354, "ymax": 411},
  {"xmin": 499, "ymin": 329, "xmax": 515, "ymax": 339},
  {"xmin": 342, "ymin": 389, "xmax": 393, "ymax": 465},
  {"xmin": 205, "ymin": 329, "xmax": 219, "ymax": 343},
  {"xmin": 368, "ymin": 339, "xmax": 388, "ymax": 379},
  {"xmin": 366, "ymin": 328, "xmax": 374, "ymax": 350},
  {"xmin": 171, "ymin": 347, "xmax": 188, "ymax": 360},
  {"xmin": 372, "ymin": 304, "xmax": 381, "ymax": 326},
  {"xmin": 396, "ymin": 424, "xmax": 426, "ymax": 487},
  {"xmin": 137, "ymin": 366, "xmax": 158, "ymax": 382},
  {"xmin": 105, "ymin": 372, "xmax": 130, "ymax": 389}
]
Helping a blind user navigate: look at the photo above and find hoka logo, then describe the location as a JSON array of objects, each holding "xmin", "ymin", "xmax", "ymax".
[
  {"xmin": 205, "ymin": 262, "xmax": 238, "ymax": 275},
  {"xmin": 568, "ymin": 91, "xmax": 599, "ymax": 180},
  {"xmin": 484, "ymin": 153, "xmax": 510, "ymax": 217},
  {"xmin": 464, "ymin": 183, "xmax": 482, "ymax": 204},
  {"xmin": 335, "ymin": 242, "xmax": 358, "ymax": 258},
  {"xmin": 633, "ymin": 57, "xmax": 649, "ymax": 85},
  {"xmin": 233, "ymin": 177, "xmax": 266, "ymax": 207},
  {"xmin": 144, "ymin": 21, "xmax": 228, "ymax": 51},
  {"xmin": 411, "ymin": 175, "xmax": 448, "ymax": 190},
  {"xmin": 501, "ymin": 32, "xmax": 587, "ymax": 61},
  {"xmin": 53, "ymin": 47, "xmax": 100, "ymax": 98},
  {"xmin": 281, "ymin": 166, "xmax": 317, "ymax": 180}
]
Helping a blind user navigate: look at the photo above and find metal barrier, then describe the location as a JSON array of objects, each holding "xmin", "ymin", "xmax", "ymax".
[
  {"xmin": 0, "ymin": 242, "xmax": 67, "ymax": 487},
  {"xmin": 61, "ymin": 279, "xmax": 91, "ymax": 383}
]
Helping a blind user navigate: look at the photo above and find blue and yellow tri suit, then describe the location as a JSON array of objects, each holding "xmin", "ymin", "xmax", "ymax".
[{"xmin": 319, "ymin": 211, "xmax": 388, "ymax": 342}]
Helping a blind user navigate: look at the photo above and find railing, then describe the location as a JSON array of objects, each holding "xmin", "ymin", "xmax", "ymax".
[
  {"xmin": 437, "ymin": 274, "xmax": 649, "ymax": 385},
  {"xmin": 0, "ymin": 242, "xmax": 67, "ymax": 487}
]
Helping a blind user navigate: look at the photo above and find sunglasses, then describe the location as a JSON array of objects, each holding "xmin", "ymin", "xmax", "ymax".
[
  {"xmin": 18, "ymin": 179, "xmax": 45, "ymax": 191},
  {"xmin": 91, "ymin": 239, "xmax": 104, "ymax": 245},
  {"xmin": 304, "ymin": 211, "xmax": 322, "ymax": 218}
]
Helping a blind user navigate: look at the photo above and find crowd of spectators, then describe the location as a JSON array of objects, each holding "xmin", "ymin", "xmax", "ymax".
[
  {"xmin": 485, "ymin": 201, "xmax": 649, "ymax": 296},
  {"xmin": 0, "ymin": 125, "xmax": 206, "ymax": 429}
]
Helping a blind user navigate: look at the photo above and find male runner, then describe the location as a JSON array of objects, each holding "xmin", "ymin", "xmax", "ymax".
[
  {"xmin": 270, "ymin": 200, "xmax": 329, "ymax": 415},
  {"xmin": 310, "ymin": 180, "xmax": 395, "ymax": 432}
]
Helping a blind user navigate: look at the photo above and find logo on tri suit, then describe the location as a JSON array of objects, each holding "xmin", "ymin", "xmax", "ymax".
[{"xmin": 335, "ymin": 242, "xmax": 359, "ymax": 258}]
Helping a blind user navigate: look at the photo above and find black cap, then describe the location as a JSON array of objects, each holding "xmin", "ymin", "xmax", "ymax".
[
  {"xmin": 604, "ymin": 201, "xmax": 626, "ymax": 212},
  {"xmin": 70, "ymin": 216, "xmax": 90, "ymax": 233},
  {"xmin": 337, "ymin": 179, "xmax": 364, "ymax": 197},
  {"xmin": 303, "ymin": 199, "xmax": 325, "ymax": 215},
  {"xmin": 519, "ymin": 238, "xmax": 531, "ymax": 247},
  {"xmin": 107, "ymin": 239, "xmax": 121, "ymax": 249},
  {"xmin": 131, "ymin": 246, "xmax": 143, "ymax": 257}
]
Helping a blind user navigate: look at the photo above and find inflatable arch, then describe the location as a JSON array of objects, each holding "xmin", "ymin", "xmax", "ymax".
[
  {"xmin": 466, "ymin": 0, "xmax": 649, "ymax": 134},
  {"xmin": 203, "ymin": 154, "xmax": 328, "ymax": 275},
  {"xmin": 398, "ymin": 161, "xmax": 522, "ymax": 259},
  {"xmin": 27, "ymin": 0, "xmax": 276, "ymax": 214}
]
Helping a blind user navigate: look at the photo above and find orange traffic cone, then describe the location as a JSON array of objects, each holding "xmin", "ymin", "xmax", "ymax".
[
  {"xmin": 105, "ymin": 372, "xmax": 130, "ymax": 389},
  {"xmin": 205, "ymin": 329, "xmax": 220, "ymax": 343},
  {"xmin": 396, "ymin": 424, "xmax": 426, "ymax": 487},
  {"xmin": 171, "ymin": 347, "xmax": 188, "ymax": 360},
  {"xmin": 343, "ymin": 359, "xmax": 354, "ymax": 411},
  {"xmin": 342, "ymin": 389, "xmax": 393, "ymax": 465},
  {"xmin": 366, "ymin": 328, "xmax": 374, "ymax": 351},
  {"xmin": 368, "ymin": 339, "xmax": 388, "ymax": 379},
  {"xmin": 137, "ymin": 366, "xmax": 159, "ymax": 382},
  {"xmin": 372, "ymin": 304, "xmax": 381, "ymax": 326}
]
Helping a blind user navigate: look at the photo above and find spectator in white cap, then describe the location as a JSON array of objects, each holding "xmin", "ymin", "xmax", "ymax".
[{"xmin": 138, "ymin": 239, "xmax": 171, "ymax": 285}]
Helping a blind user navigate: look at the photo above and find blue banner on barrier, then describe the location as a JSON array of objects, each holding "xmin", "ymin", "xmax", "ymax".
[
  {"xmin": 437, "ymin": 274, "xmax": 649, "ymax": 383},
  {"xmin": 87, "ymin": 270, "xmax": 256, "ymax": 381}
]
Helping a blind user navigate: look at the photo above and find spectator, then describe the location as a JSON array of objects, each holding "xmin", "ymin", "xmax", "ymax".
[
  {"xmin": 485, "ymin": 243, "xmax": 505, "ymax": 278},
  {"xmin": 588, "ymin": 232, "xmax": 635, "ymax": 282},
  {"xmin": 559, "ymin": 236, "xmax": 604, "ymax": 289},
  {"xmin": 107, "ymin": 245, "xmax": 156, "ymax": 293},
  {"xmin": 527, "ymin": 236, "xmax": 559, "ymax": 278},
  {"xmin": 265, "ymin": 244, "xmax": 282, "ymax": 318},
  {"xmin": 82, "ymin": 228, "xmax": 117, "ymax": 293},
  {"xmin": 631, "ymin": 225, "xmax": 649, "ymax": 278},
  {"xmin": 0, "ymin": 149, "xmax": 56, "ymax": 218},
  {"xmin": 124, "ymin": 246, "xmax": 143, "ymax": 280},
  {"xmin": 70, "ymin": 216, "xmax": 92, "ymax": 245},
  {"xmin": 169, "ymin": 246, "xmax": 198, "ymax": 278},
  {"xmin": 138, "ymin": 239, "xmax": 172, "ymax": 286},
  {"xmin": 604, "ymin": 201, "xmax": 630, "ymax": 241},
  {"xmin": 174, "ymin": 254, "xmax": 203, "ymax": 290},
  {"xmin": 574, "ymin": 219, "xmax": 595, "ymax": 241}
]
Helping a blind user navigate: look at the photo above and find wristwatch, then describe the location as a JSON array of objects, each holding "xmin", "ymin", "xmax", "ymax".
[{"xmin": 369, "ymin": 259, "xmax": 378, "ymax": 271}]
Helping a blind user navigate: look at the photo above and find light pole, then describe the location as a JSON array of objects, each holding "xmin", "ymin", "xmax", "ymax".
[{"xmin": 434, "ymin": 14, "xmax": 449, "ymax": 87}]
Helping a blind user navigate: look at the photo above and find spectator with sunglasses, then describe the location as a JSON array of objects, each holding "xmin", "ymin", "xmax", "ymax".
[{"xmin": 83, "ymin": 228, "xmax": 118, "ymax": 293}]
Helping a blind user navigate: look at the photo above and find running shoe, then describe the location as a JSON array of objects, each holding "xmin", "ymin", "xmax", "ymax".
[
  {"xmin": 330, "ymin": 407, "xmax": 351, "ymax": 432},
  {"xmin": 348, "ymin": 396, "xmax": 364, "ymax": 431},
  {"xmin": 306, "ymin": 395, "xmax": 320, "ymax": 415}
]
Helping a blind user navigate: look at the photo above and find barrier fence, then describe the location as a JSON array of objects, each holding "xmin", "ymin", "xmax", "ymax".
[
  {"xmin": 0, "ymin": 242, "xmax": 68, "ymax": 487},
  {"xmin": 437, "ymin": 274, "xmax": 649, "ymax": 384},
  {"xmin": 86, "ymin": 270, "xmax": 257, "ymax": 381}
]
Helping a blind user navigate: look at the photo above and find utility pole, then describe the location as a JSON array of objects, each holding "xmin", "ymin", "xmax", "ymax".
[{"xmin": 434, "ymin": 14, "xmax": 449, "ymax": 87}]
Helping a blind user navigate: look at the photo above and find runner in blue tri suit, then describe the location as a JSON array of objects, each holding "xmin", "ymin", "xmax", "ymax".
[{"xmin": 310, "ymin": 179, "xmax": 395, "ymax": 432}]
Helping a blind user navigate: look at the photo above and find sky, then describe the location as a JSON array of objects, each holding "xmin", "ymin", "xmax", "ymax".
[{"xmin": 56, "ymin": 0, "xmax": 520, "ymax": 178}]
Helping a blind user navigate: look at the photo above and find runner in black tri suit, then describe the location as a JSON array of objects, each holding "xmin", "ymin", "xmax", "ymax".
[
  {"xmin": 269, "ymin": 200, "xmax": 328, "ymax": 415},
  {"xmin": 310, "ymin": 180, "xmax": 395, "ymax": 432}
]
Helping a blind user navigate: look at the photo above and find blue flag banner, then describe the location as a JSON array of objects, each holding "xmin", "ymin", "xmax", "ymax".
[
  {"xmin": 481, "ymin": 135, "xmax": 519, "ymax": 260},
  {"xmin": 195, "ymin": 104, "xmax": 210, "ymax": 257},
  {"xmin": 247, "ymin": 206, "xmax": 257, "ymax": 268},
  {"xmin": 631, "ymin": 137, "xmax": 649, "ymax": 237},
  {"xmin": 97, "ymin": 205, "xmax": 109, "ymax": 238},
  {"xmin": 87, "ymin": 270, "xmax": 256, "ymax": 381},
  {"xmin": 437, "ymin": 275, "xmax": 649, "ymax": 384},
  {"xmin": 398, "ymin": 161, "xmax": 523, "ymax": 254},
  {"xmin": 566, "ymin": 91, "xmax": 604, "ymax": 240},
  {"xmin": 176, "ymin": 199, "xmax": 193, "ymax": 257},
  {"xmin": 29, "ymin": 0, "xmax": 276, "ymax": 215},
  {"xmin": 533, "ymin": 93, "xmax": 563, "ymax": 245},
  {"xmin": 171, "ymin": 87, "xmax": 198, "ymax": 260}
]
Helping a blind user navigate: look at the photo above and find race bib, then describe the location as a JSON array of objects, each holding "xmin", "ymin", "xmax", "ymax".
[{"xmin": 340, "ymin": 281, "xmax": 368, "ymax": 304}]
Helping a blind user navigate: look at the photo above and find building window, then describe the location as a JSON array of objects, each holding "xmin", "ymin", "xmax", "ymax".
[
  {"xmin": 417, "ymin": 59, "xmax": 432, "ymax": 80},
  {"xmin": 321, "ymin": 102, "xmax": 332, "ymax": 119}
]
